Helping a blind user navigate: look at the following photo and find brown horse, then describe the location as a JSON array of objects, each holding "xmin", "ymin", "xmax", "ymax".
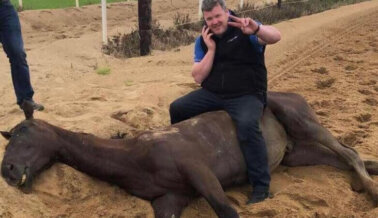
[{"xmin": 1, "ymin": 92, "xmax": 377, "ymax": 218}]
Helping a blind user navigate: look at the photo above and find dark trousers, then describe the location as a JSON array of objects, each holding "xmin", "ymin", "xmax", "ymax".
[
  {"xmin": 170, "ymin": 88, "xmax": 270, "ymax": 191},
  {"xmin": 0, "ymin": 1, "xmax": 34, "ymax": 105}
]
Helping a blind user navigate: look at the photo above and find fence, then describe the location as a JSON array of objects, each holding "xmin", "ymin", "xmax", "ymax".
[
  {"xmin": 102, "ymin": 0, "xmax": 286, "ymax": 52},
  {"xmin": 13, "ymin": 0, "xmax": 292, "ymax": 52},
  {"xmin": 101, "ymin": 0, "xmax": 273, "ymax": 45}
]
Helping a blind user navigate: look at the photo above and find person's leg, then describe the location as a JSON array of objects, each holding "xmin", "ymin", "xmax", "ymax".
[
  {"xmin": 0, "ymin": 4, "xmax": 43, "ymax": 110},
  {"xmin": 224, "ymin": 94, "xmax": 270, "ymax": 204},
  {"xmin": 169, "ymin": 88, "xmax": 222, "ymax": 124}
]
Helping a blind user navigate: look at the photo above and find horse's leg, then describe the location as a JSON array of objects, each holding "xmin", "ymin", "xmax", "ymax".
[
  {"xmin": 297, "ymin": 118, "xmax": 377, "ymax": 204},
  {"xmin": 179, "ymin": 161, "xmax": 239, "ymax": 218},
  {"xmin": 282, "ymin": 141, "xmax": 350, "ymax": 170},
  {"xmin": 283, "ymin": 141, "xmax": 378, "ymax": 175},
  {"xmin": 268, "ymin": 92, "xmax": 378, "ymax": 204},
  {"xmin": 152, "ymin": 192, "xmax": 191, "ymax": 218},
  {"xmin": 364, "ymin": 160, "xmax": 378, "ymax": 175}
]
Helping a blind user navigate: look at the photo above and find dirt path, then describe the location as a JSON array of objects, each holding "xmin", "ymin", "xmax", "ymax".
[{"xmin": 0, "ymin": 0, "xmax": 377, "ymax": 217}]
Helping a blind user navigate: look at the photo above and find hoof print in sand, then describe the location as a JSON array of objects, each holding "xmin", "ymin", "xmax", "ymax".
[
  {"xmin": 358, "ymin": 89, "xmax": 372, "ymax": 95},
  {"xmin": 311, "ymin": 67, "xmax": 329, "ymax": 75},
  {"xmin": 354, "ymin": 113, "xmax": 372, "ymax": 123},
  {"xmin": 316, "ymin": 78, "xmax": 336, "ymax": 89},
  {"xmin": 363, "ymin": 98, "xmax": 377, "ymax": 106}
]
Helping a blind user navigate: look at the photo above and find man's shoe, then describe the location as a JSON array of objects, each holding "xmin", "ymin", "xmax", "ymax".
[
  {"xmin": 246, "ymin": 191, "xmax": 272, "ymax": 205},
  {"xmin": 32, "ymin": 101, "xmax": 44, "ymax": 111},
  {"xmin": 21, "ymin": 100, "xmax": 44, "ymax": 111}
]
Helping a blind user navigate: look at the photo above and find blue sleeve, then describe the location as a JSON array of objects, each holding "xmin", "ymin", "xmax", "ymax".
[
  {"xmin": 194, "ymin": 37, "xmax": 205, "ymax": 63},
  {"xmin": 249, "ymin": 22, "xmax": 265, "ymax": 53}
]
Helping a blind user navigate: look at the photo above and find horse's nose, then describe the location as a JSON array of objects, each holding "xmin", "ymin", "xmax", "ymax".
[
  {"xmin": 1, "ymin": 161, "xmax": 25, "ymax": 180},
  {"xmin": 6, "ymin": 163, "xmax": 14, "ymax": 171},
  {"xmin": 1, "ymin": 161, "xmax": 17, "ymax": 176}
]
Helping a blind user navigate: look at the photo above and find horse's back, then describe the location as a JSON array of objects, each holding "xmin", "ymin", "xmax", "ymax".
[{"xmin": 157, "ymin": 109, "xmax": 288, "ymax": 187}]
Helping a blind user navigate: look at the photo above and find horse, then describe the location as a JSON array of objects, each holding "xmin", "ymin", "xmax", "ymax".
[{"xmin": 1, "ymin": 92, "xmax": 377, "ymax": 218}]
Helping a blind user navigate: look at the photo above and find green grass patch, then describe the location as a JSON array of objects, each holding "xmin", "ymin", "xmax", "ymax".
[
  {"xmin": 96, "ymin": 66, "xmax": 111, "ymax": 75},
  {"xmin": 10, "ymin": 0, "xmax": 129, "ymax": 10},
  {"xmin": 124, "ymin": 80, "xmax": 134, "ymax": 86}
]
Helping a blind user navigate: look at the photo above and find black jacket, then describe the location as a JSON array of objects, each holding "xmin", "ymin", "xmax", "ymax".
[{"xmin": 200, "ymin": 25, "xmax": 267, "ymax": 99}]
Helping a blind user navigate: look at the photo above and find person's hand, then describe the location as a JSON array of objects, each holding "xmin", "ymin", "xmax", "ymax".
[
  {"xmin": 202, "ymin": 26, "xmax": 216, "ymax": 51},
  {"xmin": 228, "ymin": 15, "xmax": 259, "ymax": 35}
]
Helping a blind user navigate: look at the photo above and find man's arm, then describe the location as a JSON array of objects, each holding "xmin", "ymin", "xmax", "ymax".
[
  {"xmin": 192, "ymin": 50, "xmax": 215, "ymax": 84},
  {"xmin": 192, "ymin": 27, "xmax": 216, "ymax": 84},
  {"xmin": 228, "ymin": 15, "xmax": 281, "ymax": 45},
  {"xmin": 255, "ymin": 24, "xmax": 281, "ymax": 45}
]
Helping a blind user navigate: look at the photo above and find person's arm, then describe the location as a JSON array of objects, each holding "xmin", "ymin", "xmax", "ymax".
[
  {"xmin": 192, "ymin": 50, "xmax": 215, "ymax": 84},
  {"xmin": 255, "ymin": 24, "xmax": 281, "ymax": 45},
  {"xmin": 228, "ymin": 15, "xmax": 281, "ymax": 45},
  {"xmin": 192, "ymin": 27, "xmax": 216, "ymax": 84}
]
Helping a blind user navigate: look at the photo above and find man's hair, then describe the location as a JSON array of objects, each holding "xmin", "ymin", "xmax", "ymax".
[{"xmin": 201, "ymin": 0, "xmax": 226, "ymax": 12}]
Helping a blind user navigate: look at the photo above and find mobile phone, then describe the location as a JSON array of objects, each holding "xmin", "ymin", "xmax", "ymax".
[{"xmin": 203, "ymin": 22, "xmax": 213, "ymax": 34}]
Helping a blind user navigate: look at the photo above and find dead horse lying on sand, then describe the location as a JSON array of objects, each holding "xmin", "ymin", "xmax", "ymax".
[{"xmin": 1, "ymin": 92, "xmax": 377, "ymax": 218}]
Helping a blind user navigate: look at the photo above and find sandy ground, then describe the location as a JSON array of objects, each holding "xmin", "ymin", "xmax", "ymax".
[{"xmin": 0, "ymin": 0, "xmax": 377, "ymax": 217}]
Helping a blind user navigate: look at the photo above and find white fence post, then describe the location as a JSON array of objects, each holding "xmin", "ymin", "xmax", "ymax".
[
  {"xmin": 76, "ymin": 0, "xmax": 79, "ymax": 8},
  {"xmin": 101, "ymin": 0, "xmax": 107, "ymax": 44},
  {"xmin": 240, "ymin": 0, "xmax": 244, "ymax": 8},
  {"xmin": 199, "ymin": 0, "xmax": 203, "ymax": 20},
  {"xmin": 18, "ymin": 0, "xmax": 23, "ymax": 10}
]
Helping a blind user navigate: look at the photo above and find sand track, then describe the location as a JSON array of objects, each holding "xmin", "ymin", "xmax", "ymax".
[{"xmin": 0, "ymin": 0, "xmax": 377, "ymax": 217}]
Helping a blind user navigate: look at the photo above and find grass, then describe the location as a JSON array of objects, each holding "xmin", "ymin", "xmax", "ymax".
[
  {"xmin": 96, "ymin": 66, "xmax": 111, "ymax": 75},
  {"xmin": 10, "ymin": 0, "xmax": 129, "ymax": 10},
  {"xmin": 102, "ymin": 31, "xmax": 141, "ymax": 58},
  {"xmin": 124, "ymin": 80, "xmax": 134, "ymax": 86}
]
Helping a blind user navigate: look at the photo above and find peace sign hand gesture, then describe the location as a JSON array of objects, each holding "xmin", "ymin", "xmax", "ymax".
[{"xmin": 228, "ymin": 15, "xmax": 259, "ymax": 35}]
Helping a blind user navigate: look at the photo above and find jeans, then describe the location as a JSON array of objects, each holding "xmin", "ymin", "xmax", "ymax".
[
  {"xmin": 0, "ymin": 1, "xmax": 34, "ymax": 105},
  {"xmin": 170, "ymin": 88, "xmax": 270, "ymax": 191}
]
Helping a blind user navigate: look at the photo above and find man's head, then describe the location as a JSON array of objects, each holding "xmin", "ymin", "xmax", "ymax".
[{"xmin": 202, "ymin": 0, "xmax": 229, "ymax": 36}]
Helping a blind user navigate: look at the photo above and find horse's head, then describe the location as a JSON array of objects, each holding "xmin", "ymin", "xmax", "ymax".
[{"xmin": 1, "ymin": 120, "xmax": 59, "ymax": 193}]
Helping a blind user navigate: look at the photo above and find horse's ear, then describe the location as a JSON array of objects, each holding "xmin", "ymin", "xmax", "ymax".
[
  {"xmin": 0, "ymin": 131, "xmax": 11, "ymax": 140},
  {"xmin": 21, "ymin": 100, "xmax": 34, "ymax": 120}
]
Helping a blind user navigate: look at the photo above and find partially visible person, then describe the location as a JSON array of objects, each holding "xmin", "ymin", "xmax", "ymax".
[
  {"xmin": 0, "ymin": 0, "xmax": 44, "ymax": 111},
  {"xmin": 169, "ymin": 0, "xmax": 281, "ymax": 204}
]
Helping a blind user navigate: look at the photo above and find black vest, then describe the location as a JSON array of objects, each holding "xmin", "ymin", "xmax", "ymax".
[{"xmin": 200, "ymin": 26, "xmax": 267, "ymax": 98}]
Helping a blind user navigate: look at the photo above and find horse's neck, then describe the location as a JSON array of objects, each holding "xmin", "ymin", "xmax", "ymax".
[{"xmin": 55, "ymin": 127, "xmax": 138, "ymax": 180}]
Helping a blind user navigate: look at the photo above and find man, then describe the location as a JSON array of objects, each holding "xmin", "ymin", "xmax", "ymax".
[
  {"xmin": 169, "ymin": 0, "xmax": 281, "ymax": 204},
  {"xmin": 0, "ymin": 0, "xmax": 44, "ymax": 111}
]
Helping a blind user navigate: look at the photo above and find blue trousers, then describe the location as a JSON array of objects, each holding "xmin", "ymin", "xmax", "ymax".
[
  {"xmin": 0, "ymin": 1, "xmax": 34, "ymax": 105},
  {"xmin": 170, "ymin": 88, "xmax": 270, "ymax": 191}
]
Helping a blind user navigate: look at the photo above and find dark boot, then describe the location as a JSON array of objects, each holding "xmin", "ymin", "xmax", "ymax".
[
  {"xmin": 20, "ymin": 100, "xmax": 44, "ymax": 111},
  {"xmin": 247, "ymin": 189, "xmax": 272, "ymax": 204}
]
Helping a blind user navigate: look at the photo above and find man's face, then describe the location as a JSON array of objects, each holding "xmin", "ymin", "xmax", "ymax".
[{"xmin": 203, "ymin": 4, "xmax": 229, "ymax": 36}]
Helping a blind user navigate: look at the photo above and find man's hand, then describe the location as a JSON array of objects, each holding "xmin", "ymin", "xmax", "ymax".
[
  {"xmin": 202, "ymin": 26, "xmax": 216, "ymax": 51},
  {"xmin": 228, "ymin": 15, "xmax": 259, "ymax": 35}
]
